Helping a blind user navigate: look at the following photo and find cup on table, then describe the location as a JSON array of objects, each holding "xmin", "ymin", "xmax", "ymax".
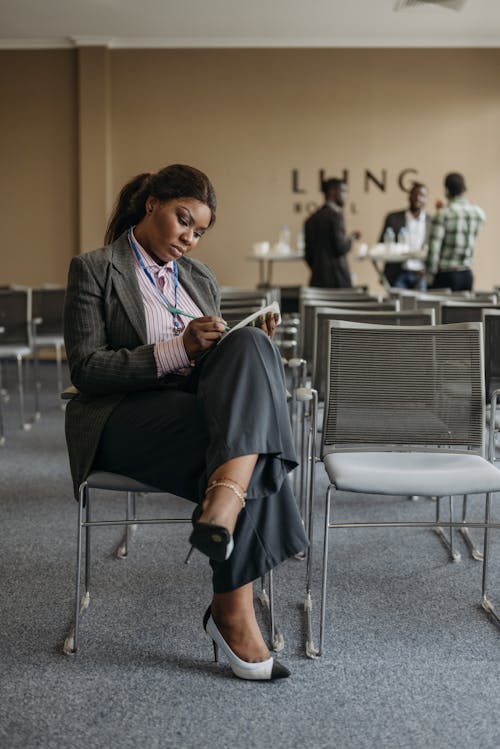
[{"xmin": 253, "ymin": 241, "xmax": 270, "ymax": 256}]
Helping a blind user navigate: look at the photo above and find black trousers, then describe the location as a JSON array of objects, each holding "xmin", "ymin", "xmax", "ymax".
[
  {"xmin": 94, "ymin": 327, "xmax": 308, "ymax": 593},
  {"xmin": 431, "ymin": 269, "xmax": 473, "ymax": 292}
]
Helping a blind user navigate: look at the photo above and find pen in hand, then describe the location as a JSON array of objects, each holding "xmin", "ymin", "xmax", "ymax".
[{"xmin": 166, "ymin": 302, "xmax": 230, "ymax": 330}]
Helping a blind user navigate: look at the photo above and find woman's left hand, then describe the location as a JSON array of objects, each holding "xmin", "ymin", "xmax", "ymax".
[{"xmin": 257, "ymin": 312, "xmax": 279, "ymax": 339}]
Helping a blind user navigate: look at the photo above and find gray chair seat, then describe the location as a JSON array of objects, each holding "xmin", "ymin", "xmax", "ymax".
[
  {"xmin": 85, "ymin": 470, "xmax": 164, "ymax": 493},
  {"xmin": 324, "ymin": 451, "xmax": 500, "ymax": 497},
  {"xmin": 34, "ymin": 334, "xmax": 64, "ymax": 347},
  {"xmin": 0, "ymin": 344, "xmax": 31, "ymax": 357}
]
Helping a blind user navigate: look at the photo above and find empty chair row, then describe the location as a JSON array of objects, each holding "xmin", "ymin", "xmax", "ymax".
[{"xmin": 0, "ymin": 286, "xmax": 66, "ymax": 441}]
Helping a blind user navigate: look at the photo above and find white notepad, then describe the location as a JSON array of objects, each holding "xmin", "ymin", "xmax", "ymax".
[{"xmin": 224, "ymin": 301, "xmax": 281, "ymax": 336}]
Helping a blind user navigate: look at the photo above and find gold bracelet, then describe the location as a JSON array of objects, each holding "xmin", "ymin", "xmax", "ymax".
[
  {"xmin": 215, "ymin": 476, "xmax": 246, "ymax": 494},
  {"xmin": 205, "ymin": 479, "xmax": 247, "ymax": 508}
]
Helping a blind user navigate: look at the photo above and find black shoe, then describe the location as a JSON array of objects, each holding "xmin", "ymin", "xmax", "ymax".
[{"xmin": 189, "ymin": 505, "xmax": 234, "ymax": 562}]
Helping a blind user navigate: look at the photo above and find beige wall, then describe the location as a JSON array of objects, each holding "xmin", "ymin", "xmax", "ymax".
[
  {"xmin": 1, "ymin": 48, "xmax": 499, "ymax": 291},
  {"xmin": 0, "ymin": 50, "xmax": 78, "ymax": 286}
]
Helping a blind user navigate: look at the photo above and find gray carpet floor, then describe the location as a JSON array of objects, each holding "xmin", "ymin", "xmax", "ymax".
[{"xmin": 1, "ymin": 362, "xmax": 500, "ymax": 749}]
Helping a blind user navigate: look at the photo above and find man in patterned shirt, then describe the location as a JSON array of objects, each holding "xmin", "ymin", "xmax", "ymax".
[{"xmin": 427, "ymin": 172, "xmax": 485, "ymax": 291}]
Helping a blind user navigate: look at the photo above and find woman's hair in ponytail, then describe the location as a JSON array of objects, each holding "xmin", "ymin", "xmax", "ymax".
[
  {"xmin": 104, "ymin": 164, "xmax": 217, "ymax": 245},
  {"xmin": 104, "ymin": 173, "xmax": 151, "ymax": 245}
]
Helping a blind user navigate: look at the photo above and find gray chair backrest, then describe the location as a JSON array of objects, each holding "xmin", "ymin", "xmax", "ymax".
[
  {"xmin": 0, "ymin": 288, "xmax": 32, "ymax": 347},
  {"xmin": 301, "ymin": 285, "xmax": 370, "ymax": 297},
  {"xmin": 389, "ymin": 288, "xmax": 452, "ymax": 311},
  {"xmin": 220, "ymin": 287, "xmax": 279, "ymax": 305},
  {"xmin": 313, "ymin": 307, "xmax": 435, "ymax": 399},
  {"xmin": 450, "ymin": 291, "xmax": 498, "ymax": 303},
  {"xmin": 299, "ymin": 286, "xmax": 378, "ymax": 310},
  {"xmin": 322, "ymin": 320, "xmax": 484, "ymax": 459},
  {"xmin": 300, "ymin": 298, "xmax": 399, "ymax": 364},
  {"xmin": 440, "ymin": 302, "xmax": 500, "ymax": 325},
  {"xmin": 414, "ymin": 296, "xmax": 445, "ymax": 323},
  {"xmin": 483, "ymin": 309, "xmax": 500, "ymax": 403},
  {"xmin": 32, "ymin": 288, "xmax": 65, "ymax": 336}
]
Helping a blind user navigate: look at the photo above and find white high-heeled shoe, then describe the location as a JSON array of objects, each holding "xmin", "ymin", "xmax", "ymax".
[{"xmin": 203, "ymin": 606, "xmax": 290, "ymax": 681}]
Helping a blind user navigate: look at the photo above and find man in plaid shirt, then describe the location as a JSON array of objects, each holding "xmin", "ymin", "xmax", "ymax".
[{"xmin": 427, "ymin": 172, "xmax": 485, "ymax": 291}]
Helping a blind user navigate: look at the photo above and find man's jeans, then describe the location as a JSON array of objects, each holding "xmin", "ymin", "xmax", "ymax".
[{"xmin": 394, "ymin": 271, "xmax": 427, "ymax": 291}]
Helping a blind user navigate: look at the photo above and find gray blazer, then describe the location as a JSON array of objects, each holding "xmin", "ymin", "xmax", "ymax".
[{"xmin": 63, "ymin": 232, "xmax": 220, "ymax": 497}]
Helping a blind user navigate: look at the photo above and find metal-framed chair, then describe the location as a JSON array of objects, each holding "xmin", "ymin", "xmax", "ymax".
[
  {"xmin": 484, "ymin": 309, "xmax": 500, "ymax": 409},
  {"xmin": 32, "ymin": 287, "xmax": 66, "ymax": 402},
  {"xmin": 458, "ymin": 309, "xmax": 500, "ymax": 561},
  {"xmin": 302, "ymin": 320, "xmax": 500, "ymax": 657},
  {"xmin": 0, "ymin": 287, "xmax": 38, "ymax": 431},
  {"xmin": 62, "ymin": 390, "xmax": 284, "ymax": 656}
]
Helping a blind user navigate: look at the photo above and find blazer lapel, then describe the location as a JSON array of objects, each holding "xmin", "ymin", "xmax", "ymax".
[
  {"xmin": 177, "ymin": 261, "xmax": 218, "ymax": 316},
  {"xmin": 110, "ymin": 234, "xmax": 148, "ymax": 344}
]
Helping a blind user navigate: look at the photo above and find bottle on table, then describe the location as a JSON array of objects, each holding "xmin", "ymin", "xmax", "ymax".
[
  {"xmin": 383, "ymin": 227, "xmax": 395, "ymax": 250},
  {"xmin": 397, "ymin": 227, "xmax": 409, "ymax": 249}
]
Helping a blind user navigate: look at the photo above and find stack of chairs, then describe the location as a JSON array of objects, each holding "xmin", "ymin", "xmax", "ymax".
[
  {"xmin": 32, "ymin": 286, "xmax": 66, "ymax": 402},
  {"xmin": 220, "ymin": 286, "xmax": 299, "ymax": 360},
  {"xmin": 0, "ymin": 287, "xmax": 38, "ymax": 440},
  {"xmin": 0, "ymin": 285, "xmax": 67, "ymax": 443}
]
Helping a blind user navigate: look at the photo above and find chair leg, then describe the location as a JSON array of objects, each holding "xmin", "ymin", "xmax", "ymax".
[
  {"xmin": 16, "ymin": 355, "xmax": 31, "ymax": 431},
  {"xmin": 317, "ymin": 485, "xmax": 333, "ymax": 658},
  {"xmin": 458, "ymin": 494, "xmax": 484, "ymax": 561},
  {"xmin": 115, "ymin": 492, "xmax": 138, "ymax": 559},
  {"xmin": 257, "ymin": 572, "xmax": 284, "ymax": 652},
  {"xmin": 304, "ymin": 391, "xmax": 319, "ymax": 658},
  {"xmin": 32, "ymin": 350, "xmax": 41, "ymax": 422},
  {"xmin": 433, "ymin": 495, "xmax": 461, "ymax": 562},
  {"xmin": 63, "ymin": 484, "xmax": 91, "ymax": 654},
  {"xmin": 481, "ymin": 492, "xmax": 500, "ymax": 626},
  {"xmin": 298, "ymin": 400, "xmax": 309, "ymax": 522},
  {"xmin": 55, "ymin": 343, "xmax": 63, "ymax": 398},
  {"xmin": 304, "ymin": 481, "xmax": 319, "ymax": 657}
]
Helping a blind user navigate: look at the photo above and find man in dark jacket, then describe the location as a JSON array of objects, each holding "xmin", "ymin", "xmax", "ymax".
[{"xmin": 304, "ymin": 177, "xmax": 361, "ymax": 288}]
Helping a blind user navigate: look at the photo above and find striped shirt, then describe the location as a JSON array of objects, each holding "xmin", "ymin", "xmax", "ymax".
[
  {"xmin": 130, "ymin": 228, "xmax": 203, "ymax": 376},
  {"xmin": 426, "ymin": 197, "xmax": 485, "ymax": 276}
]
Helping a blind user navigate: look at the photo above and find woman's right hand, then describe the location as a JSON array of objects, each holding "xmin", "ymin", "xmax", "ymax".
[{"xmin": 183, "ymin": 316, "xmax": 226, "ymax": 360}]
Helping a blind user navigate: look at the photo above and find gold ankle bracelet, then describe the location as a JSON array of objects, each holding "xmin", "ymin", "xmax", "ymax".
[{"xmin": 205, "ymin": 479, "xmax": 247, "ymax": 508}]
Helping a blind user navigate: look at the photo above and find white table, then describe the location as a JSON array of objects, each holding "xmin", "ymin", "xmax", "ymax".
[
  {"xmin": 356, "ymin": 243, "xmax": 427, "ymax": 290},
  {"xmin": 246, "ymin": 251, "xmax": 305, "ymax": 286}
]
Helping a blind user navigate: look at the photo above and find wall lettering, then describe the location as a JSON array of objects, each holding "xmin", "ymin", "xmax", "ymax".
[
  {"xmin": 292, "ymin": 167, "xmax": 422, "ymax": 214},
  {"xmin": 364, "ymin": 169, "xmax": 387, "ymax": 193},
  {"xmin": 292, "ymin": 168, "xmax": 421, "ymax": 194}
]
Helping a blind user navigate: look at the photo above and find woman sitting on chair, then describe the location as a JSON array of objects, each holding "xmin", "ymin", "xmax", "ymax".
[{"xmin": 64, "ymin": 164, "xmax": 307, "ymax": 681}]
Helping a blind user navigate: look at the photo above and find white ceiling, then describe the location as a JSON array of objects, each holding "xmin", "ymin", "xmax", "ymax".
[{"xmin": 0, "ymin": 0, "xmax": 499, "ymax": 49}]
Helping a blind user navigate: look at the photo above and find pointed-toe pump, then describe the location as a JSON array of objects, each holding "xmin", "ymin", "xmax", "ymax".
[
  {"xmin": 189, "ymin": 504, "xmax": 234, "ymax": 562},
  {"xmin": 188, "ymin": 478, "xmax": 247, "ymax": 562},
  {"xmin": 203, "ymin": 606, "xmax": 291, "ymax": 681}
]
